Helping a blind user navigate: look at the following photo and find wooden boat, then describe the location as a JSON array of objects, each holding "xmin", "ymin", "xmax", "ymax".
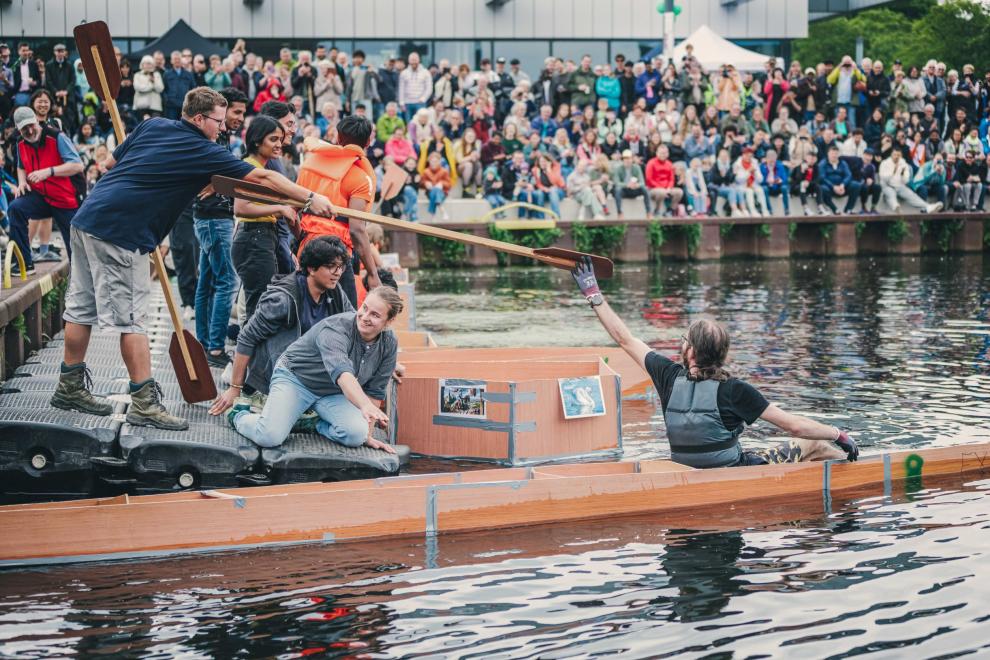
[{"xmin": 2, "ymin": 441, "xmax": 987, "ymax": 567}]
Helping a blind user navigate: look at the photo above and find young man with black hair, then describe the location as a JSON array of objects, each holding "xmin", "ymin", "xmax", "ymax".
[
  {"xmin": 193, "ymin": 87, "xmax": 248, "ymax": 367},
  {"xmin": 210, "ymin": 236, "xmax": 353, "ymax": 414},
  {"xmin": 571, "ymin": 257, "xmax": 859, "ymax": 468},
  {"xmin": 258, "ymin": 100, "xmax": 301, "ymax": 274},
  {"xmin": 295, "ymin": 114, "xmax": 381, "ymax": 307}
]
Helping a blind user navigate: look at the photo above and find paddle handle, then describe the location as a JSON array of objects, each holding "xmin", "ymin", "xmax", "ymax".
[
  {"xmin": 90, "ymin": 44, "xmax": 198, "ymax": 382},
  {"xmin": 244, "ymin": 187, "xmax": 576, "ymax": 269}
]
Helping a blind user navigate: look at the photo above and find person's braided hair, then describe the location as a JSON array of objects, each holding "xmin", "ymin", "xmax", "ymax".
[{"xmin": 685, "ymin": 319, "xmax": 732, "ymax": 382}]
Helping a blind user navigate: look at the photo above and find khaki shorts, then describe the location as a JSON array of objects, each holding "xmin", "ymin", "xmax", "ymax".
[{"xmin": 63, "ymin": 227, "xmax": 150, "ymax": 334}]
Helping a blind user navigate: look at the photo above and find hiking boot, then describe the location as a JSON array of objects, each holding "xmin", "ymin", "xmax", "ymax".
[
  {"xmin": 126, "ymin": 380, "xmax": 189, "ymax": 431},
  {"xmin": 50, "ymin": 363, "xmax": 114, "ymax": 416}
]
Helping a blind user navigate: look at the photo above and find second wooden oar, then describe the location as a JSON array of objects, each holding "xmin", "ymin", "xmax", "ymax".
[
  {"xmin": 211, "ymin": 175, "xmax": 614, "ymax": 279},
  {"xmin": 75, "ymin": 20, "xmax": 216, "ymax": 403}
]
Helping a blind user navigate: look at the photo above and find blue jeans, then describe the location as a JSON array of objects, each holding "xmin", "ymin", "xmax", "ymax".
[
  {"xmin": 233, "ymin": 363, "xmax": 369, "ymax": 448},
  {"xmin": 485, "ymin": 193, "xmax": 507, "ymax": 210},
  {"xmin": 7, "ymin": 191, "xmax": 75, "ymax": 268},
  {"xmin": 403, "ymin": 186, "xmax": 419, "ymax": 221},
  {"xmin": 193, "ymin": 218, "xmax": 237, "ymax": 352},
  {"xmin": 763, "ymin": 183, "xmax": 790, "ymax": 214},
  {"xmin": 542, "ymin": 187, "xmax": 562, "ymax": 218},
  {"xmin": 427, "ymin": 186, "xmax": 446, "ymax": 214},
  {"xmin": 515, "ymin": 189, "xmax": 545, "ymax": 217},
  {"xmin": 403, "ymin": 102, "xmax": 426, "ymax": 122}
]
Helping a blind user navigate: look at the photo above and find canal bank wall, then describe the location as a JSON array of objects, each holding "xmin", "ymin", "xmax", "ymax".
[{"xmin": 387, "ymin": 214, "xmax": 989, "ymax": 268}]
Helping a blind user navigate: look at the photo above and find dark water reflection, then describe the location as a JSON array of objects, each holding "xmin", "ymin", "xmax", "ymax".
[
  {"xmin": 415, "ymin": 255, "xmax": 990, "ymax": 458},
  {"xmin": 1, "ymin": 476, "xmax": 988, "ymax": 658}
]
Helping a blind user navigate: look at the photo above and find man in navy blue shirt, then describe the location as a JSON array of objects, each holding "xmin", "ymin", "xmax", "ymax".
[
  {"xmin": 53, "ymin": 87, "xmax": 335, "ymax": 431},
  {"xmin": 817, "ymin": 145, "xmax": 861, "ymax": 214},
  {"xmin": 163, "ymin": 50, "xmax": 196, "ymax": 120}
]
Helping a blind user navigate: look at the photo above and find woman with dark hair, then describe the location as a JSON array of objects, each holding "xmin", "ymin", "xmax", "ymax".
[
  {"xmin": 232, "ymin": 115, "xmax": 297, "ymax": 320},
  {"xmin": 225, "ymin": 286, "xmax": 403, "ymax": 454},
  {"xmin": 30, "ymin": 88, "xmax": 61, "ymax": 131}
]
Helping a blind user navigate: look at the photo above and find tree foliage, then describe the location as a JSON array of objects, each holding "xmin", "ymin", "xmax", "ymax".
[{"xmin": 793, "ymin": 0, "xmax": 990, "ymax": 72}]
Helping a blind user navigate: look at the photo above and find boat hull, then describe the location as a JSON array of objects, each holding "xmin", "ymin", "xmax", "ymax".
[{"xmin": 2, "ymin": 442, "xmax": 987, "ymax": 567}]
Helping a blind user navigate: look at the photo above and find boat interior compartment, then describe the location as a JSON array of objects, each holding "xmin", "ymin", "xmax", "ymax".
[{"xmin": 393, "ymin": 357, "xmax": 623, "ymax": 465}]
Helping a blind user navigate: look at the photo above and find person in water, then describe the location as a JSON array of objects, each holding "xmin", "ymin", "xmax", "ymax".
[{"xmin": 572, "ymin": 257, "xmax": 858, "ymax": 468}]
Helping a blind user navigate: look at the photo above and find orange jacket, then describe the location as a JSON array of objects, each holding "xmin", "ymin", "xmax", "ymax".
[
  {"xmin": 420, "ymin": 165, "xmax": 451, "ymax": 193},
  {"xmin": 297, "ymin": 137, "xmax": 375, "ymax": 252}
]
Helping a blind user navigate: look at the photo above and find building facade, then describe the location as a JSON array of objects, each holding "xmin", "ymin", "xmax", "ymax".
[{"xmin": 1, "ymin": 0, "xmax": 812, "ymax": 72}]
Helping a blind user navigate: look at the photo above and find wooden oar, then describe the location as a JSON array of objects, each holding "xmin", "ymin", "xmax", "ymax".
[
  {"xmin": 211, "ymin": 176, "xmax": 614, "ymax": 278},
  {"xmin": 75, "ymin": 21, "xmax": 216, "ymax": 403}
]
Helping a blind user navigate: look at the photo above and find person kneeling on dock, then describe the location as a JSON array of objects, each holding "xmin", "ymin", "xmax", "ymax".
[
  {"xmin": 572, "ymin": 257, "xmax": 858, "ymax": 468},
  {"xmin": 224, "ymin": 286, "xmax": 402, "ymax": 454},
  {"xmin": 209, "ymin": 236, "xmax": 353, "ymax": 415}
]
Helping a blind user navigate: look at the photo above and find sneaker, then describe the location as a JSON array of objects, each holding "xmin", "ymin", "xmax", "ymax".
[
  {"xmin": 292, "ymin": 409, "xmax": 319, "ymax": 434},
  {"xmin": 927, "ymin": 202, "xmax": 943, "ymax": 214},
  {"xmin": 225, "ymin": 402, "xmax": 251, "ymax": 430},
  {"xmin": 11, "ymin": 262, "xmax": 36, "ymax": 277},
  {"xmin": 803, "ymin": 207, "xmax": 813, "ymax": 216},
  {"xmin": 34, "ymin": 250, "xmax": 61, "ymax": 263},
  {"xmin": 439, "ymin": 206, "xmax": 450, "ymax": 221},
  {"xmin": 50, "ymin": 363, "xmax": 114, "ymax": 416},
  {"xmin": 125, "ymin": 380, "xmax": 189, "ymax": 431},
  {"xmin": 206, "ymin": 350, "xmax": 231, "ymax": 369},
  {"xmin": 819, "ymin": 206, "xmax": 831, "ymax": 216}
]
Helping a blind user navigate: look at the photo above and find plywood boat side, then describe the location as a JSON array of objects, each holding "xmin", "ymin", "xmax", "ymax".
[{"xmin": 2, "ymin": 443, "xmax": 987, "ymax": 566}]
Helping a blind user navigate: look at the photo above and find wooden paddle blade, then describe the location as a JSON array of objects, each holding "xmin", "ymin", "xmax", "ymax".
[
  {"xmin": 533, "ymin": 247, "xmax": 614, "ymax": 279},
  {"xmin": 168, "ymin": 330, "xmax": 218, "ymax": 403},
  {"xmin": 73, "ymin": 21, "xmax": 121, "ymax": 102},
  {"xmin": 212, "ymin": 175, "xmax": 300, "ymax": 205},
  {"xmin": 379, "ymin": 165, "xmax": 406, "ymax": 201}
]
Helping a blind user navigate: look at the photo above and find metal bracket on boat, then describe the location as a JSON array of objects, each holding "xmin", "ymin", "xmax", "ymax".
[
  {"xmin": 424, "ymin": 481, "xmax": 528, "ymax": 537},
  {"xmin": 614, "ymin": 376, "xmax": 624, "ymax": 450},
  {"xmin": 201, "ymin": 490, "xmax": 247, "ymax": 509},
  {"xmin": 822, "ymin": 460, "xmax": 836, "ymax": 514}
]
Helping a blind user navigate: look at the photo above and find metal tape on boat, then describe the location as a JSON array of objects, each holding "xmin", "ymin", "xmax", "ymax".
[
  {"xmin": 483, "ymin": 391, "xmax": 536, "ymax": 404},
  {"xmin": 822, "ymin": 460, "xmax": 834, "ymax": 514},
  {"xmin": 614, "ymin": 376, "xmax": 624, "ymax": 450},
  {"xmin": 883, "ymin": 453, "xmax": 892, "ymax": 498},
  {"xmin": 431, "ymin": 415, "xmax": 534, "ymax": 433}
]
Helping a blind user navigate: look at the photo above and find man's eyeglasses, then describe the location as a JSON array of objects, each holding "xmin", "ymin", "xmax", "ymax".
[
  {"xmin": 322, "ymin": 262, "xmax": 346, "ymax": 274},
  {"xmin": 201, "ymin": 114, "xmax": 226, "ymax": 128}
]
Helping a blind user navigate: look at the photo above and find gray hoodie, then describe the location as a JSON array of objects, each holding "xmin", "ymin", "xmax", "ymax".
[{"xmin": 236, "ymin": 273, "xmax": 352, "ymax": 394}]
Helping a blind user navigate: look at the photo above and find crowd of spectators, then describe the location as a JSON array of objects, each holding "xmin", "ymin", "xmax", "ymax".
[{"xmin": 3, "ymin": 37, "xmax": 990, "ymax": 226}]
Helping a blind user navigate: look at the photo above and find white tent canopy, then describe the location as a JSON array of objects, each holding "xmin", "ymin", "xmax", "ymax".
[{"xmin": 673, "ymin": 25, "xmax": 781, "ymax": 72}]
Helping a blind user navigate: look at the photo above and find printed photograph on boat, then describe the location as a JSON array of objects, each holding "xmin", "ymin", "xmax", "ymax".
[
  {"xmin": 558, "ymin": 376, "xmax": 607, "ymax": 420},
  {"xmin": 438, "ymin": 379, "xmax": 487, "ymax": 418}
]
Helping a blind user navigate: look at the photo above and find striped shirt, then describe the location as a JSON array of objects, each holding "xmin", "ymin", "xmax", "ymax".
[{"xmin": 398, "ymin": 66, "xmax": 433, "ymax": 106}]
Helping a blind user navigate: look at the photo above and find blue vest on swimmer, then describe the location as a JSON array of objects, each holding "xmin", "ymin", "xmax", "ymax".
[{"xmin": 664, "ymin": 376, "xmax": 742, "ymax": 468}]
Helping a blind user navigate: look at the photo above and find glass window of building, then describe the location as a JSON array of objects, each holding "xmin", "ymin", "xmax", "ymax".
[
  {"xmin": 434, "ymin": 40, "xmax": 489, "ymax": 70},
  {"xmin": 493, "ymin": 40, "xmax": 550, "ymax": 80},
  {"xmin": 551, "ymin": 41, "xmax": 607, "ymax": 66},
  {"xmin": 353, "ymin": 40, "xmax": 401, "ymax": 68},
  {"xmin": 398, "ymin": 41, "xmax": 431, "ymax": 63},
  {"xmin": 609, "ymin": 41, "xmax": 660, "ymax": 64}
]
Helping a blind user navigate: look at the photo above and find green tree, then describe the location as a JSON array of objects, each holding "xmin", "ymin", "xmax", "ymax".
[
  {"xmin": 792, "ymin": 9, "xmax": 914, "ymax": 67},
  {"xmin": 909, "ymin": 0, "xmax": 990, "ymax": 71}
]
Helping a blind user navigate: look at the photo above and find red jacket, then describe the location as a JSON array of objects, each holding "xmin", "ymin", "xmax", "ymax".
[
  {"xmin": 645, "ymin": 157, "xmax": 675, "ymax": 189},
  {"xmin": 17, "ymin": 128, "xmax": 78, "ymax": 209},
  {"xmin": 253, "ymin": 78, "xmax": 287, "ymax": 113}
]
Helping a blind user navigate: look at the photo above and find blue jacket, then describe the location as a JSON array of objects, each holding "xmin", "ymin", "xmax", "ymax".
[
  {"xmin": 635, "ymin": 70, "xmax": 662, "ymax": 107},
  {"xmin": 760, "ymin": 161, "xmax": 789, "ymax": 188},
  {"xmin": 163, "ymin": 67, "xmax": 196, "ymax": 110},
  {"xmin": 530, "ymin": 116, "xmax": 559, "ymax": 141},
  {"xmin": 818, "ymin": 158, "xmax": 852, "ymax": 188}
]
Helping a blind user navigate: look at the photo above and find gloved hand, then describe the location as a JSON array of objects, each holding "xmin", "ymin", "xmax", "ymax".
[
  {"xmin": 835, "ymin": 430, "xmax": 859, "ymax": 462},
  {"xmin": 571, "ymin": 255, "xmax": 601, "ymax": 298}
]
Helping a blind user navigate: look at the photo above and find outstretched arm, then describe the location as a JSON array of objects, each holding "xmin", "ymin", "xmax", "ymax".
[
  {"xmin": 760, "ymin": 403, "xmax": 859, "ymax": 460},
  {"xmin": 571, "ymin": 256, "xmax": 652, "ymax": 370}
]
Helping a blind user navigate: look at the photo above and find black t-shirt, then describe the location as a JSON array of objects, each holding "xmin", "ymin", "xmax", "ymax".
[{"xmin": 644, "ymin": 352, "xmax": 770, "ymax": 433}]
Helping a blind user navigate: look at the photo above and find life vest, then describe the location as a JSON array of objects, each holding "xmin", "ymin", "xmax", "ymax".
[
  {"xmin": 16, "ymin": 127, "xmax": 81, "ymax": 209},
  {"xmin": 663, "ymin": 376, "xmax": 742, "ymax": 469},
  {"xmin": 296, "ymin": 138, "xmax": 375, "ymax": 253}
]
